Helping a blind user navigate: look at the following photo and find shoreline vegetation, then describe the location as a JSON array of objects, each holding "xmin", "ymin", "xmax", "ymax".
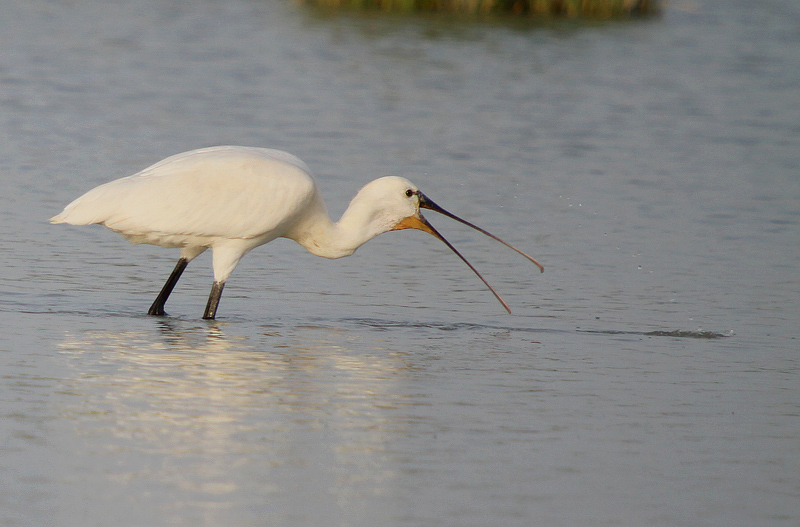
[{"xmin": 297, "ymin": 0, "xmax": 661, "ymax": 18}]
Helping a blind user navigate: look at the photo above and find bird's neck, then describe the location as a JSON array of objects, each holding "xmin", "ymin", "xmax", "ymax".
[{"xmin": 288, "ymin": 196, "xmax": 390, "ymax": 260}]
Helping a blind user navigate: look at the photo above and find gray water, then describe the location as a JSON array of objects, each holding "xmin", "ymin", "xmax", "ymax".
[{"xmin": 1, "ymin": 1, "xmax": 799, "ymax": 526}]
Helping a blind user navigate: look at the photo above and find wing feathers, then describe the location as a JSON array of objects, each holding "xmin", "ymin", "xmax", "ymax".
[{"xmin": 50, "ymin": 147, "xmax": 319, "ymax": 242}]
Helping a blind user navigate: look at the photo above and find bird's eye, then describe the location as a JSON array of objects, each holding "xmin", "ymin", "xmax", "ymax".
[{"xmin": 405, "ymin": 189, "xmax": 415, "ymax": 198}]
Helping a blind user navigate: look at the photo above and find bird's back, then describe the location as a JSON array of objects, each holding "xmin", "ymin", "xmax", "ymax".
[{"xmin": 51, "ymin": 147, "xmax": 322, "ymax": 247}]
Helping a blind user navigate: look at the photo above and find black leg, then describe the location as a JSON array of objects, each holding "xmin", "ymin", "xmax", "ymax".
[
  {"xmin": 148, "ymin": 257, "xmax": 189, "ymax": 316},
  {"xmin": 203, "ymin": 281, "xmax": 225, "ymax": 320}
]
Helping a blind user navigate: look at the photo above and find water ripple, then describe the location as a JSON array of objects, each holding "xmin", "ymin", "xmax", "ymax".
[{"xmin": 345, "ymin": 317, "xmax": 732, "ymax": 339}]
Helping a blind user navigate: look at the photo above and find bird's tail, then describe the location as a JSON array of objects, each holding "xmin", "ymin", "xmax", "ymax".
[
  {"xmin": 49, "ymin": 195, "xmax": 105, "ymax": 225},
  {"xmin": 50, "ymin": 211, "xmax": 69, "ymax": 224}
]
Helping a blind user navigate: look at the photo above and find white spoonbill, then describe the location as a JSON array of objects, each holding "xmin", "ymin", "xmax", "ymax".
[{"xmin": 51, "ymin": 146, "xmax": 543, "ymax": 319}]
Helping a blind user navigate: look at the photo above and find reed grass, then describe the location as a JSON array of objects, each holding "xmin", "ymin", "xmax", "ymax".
[{"xmin": 299, "ymin": 0, "xmax": 660, "ymax": 18}]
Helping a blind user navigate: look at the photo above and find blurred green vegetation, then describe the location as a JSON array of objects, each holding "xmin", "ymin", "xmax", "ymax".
[{"xmin": 297, "ymin": 0, "xmax": 660, "ymax": 18}]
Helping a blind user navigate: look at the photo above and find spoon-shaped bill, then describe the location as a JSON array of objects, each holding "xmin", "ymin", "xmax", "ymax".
[
  {"xmin": 393, "ymin": 193, "xmax": 543, "ymax": 313},
  {"xmin": 392, "ymin": 214, "xmax": 514, "ymax": 313},
  {"xmin": 418, "ymin": 192, "xmax": 544, "ymax": 273}
]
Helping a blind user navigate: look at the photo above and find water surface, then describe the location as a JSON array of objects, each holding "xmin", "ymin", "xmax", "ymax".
[{"xmin": 1, "ymin": 1, "xmax": 798, "ymax": 526}]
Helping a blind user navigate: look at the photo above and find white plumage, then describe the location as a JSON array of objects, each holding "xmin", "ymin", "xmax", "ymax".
[{"xmin": 52, "ymin": 146, "xmax": 543, "ymax": 319}]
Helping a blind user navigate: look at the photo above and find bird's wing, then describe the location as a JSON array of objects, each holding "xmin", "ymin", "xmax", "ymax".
[{"xmin": 51, "ymin": 147, "xmax": 319, "ymax": 240}]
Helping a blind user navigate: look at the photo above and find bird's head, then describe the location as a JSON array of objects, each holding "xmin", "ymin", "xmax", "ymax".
[
  {"xmin": 349, "ymin": 176, "xmax": 544, "ymax": 313},
  {"xmin": 343, "ymin": 176, "xmax": 419, "ymax": 232}
]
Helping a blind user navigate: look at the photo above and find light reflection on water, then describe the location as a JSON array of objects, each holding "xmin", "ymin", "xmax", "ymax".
[
  {"xmin": 52, "ymin": 321, "xmax": 414, "ymax": 522},
  {"xmin": 55, "ymin": 321, "xmax": 412, "ymax": 445}
]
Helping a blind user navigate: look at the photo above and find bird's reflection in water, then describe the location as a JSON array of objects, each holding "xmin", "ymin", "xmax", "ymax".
[{"xmin": 55, "ymin": 319, "xmax": 412, "ymax": 511}]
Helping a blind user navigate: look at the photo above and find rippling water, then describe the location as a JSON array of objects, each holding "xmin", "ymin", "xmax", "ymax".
[{"xmin": 1, "ymin": 1, "xmax": 798, "ymax": 526}]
